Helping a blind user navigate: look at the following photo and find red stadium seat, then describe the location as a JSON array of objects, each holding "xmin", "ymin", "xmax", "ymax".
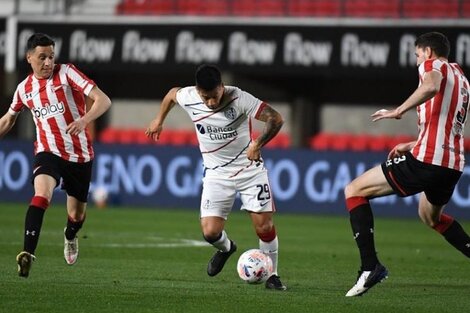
[
  {"xmin": 177, "ymin": 0, "xmax": 228, "ymax": 16},
  {"xmin": 98, "ymin": 127, "xmax": 120, "ymax": 143},
  {"xmin": 288, "ymin": 0, "xmax": 342, "ymax": 17},
  {"xmin": 170, "ymin": 129, "xmax": 192, "ymax": 145},
  {"xmin": 344, "ymin": 0, "xmax": 400, "ymax": 18},
  {"xmin": 402, "ymin": 0, "xmax": 459, "ymax": 18},
  {"xmin": 368, "ymin": 134, "xmax": 390, "ymax": 151},
  {"xmin": 309, "ymin": 132, "xmax": 333, "ymax": 150},
  {"xmin": 349, "ymin": 134, "xmax": 370, "ymax": 151},
  {"xmin": 232, "ymin": 0, "xmax": 285, "ymax": 16}
]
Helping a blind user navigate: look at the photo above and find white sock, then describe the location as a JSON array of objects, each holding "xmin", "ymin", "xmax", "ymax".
[
  {"xmin": 259, "ymin": 236, "xmax": 279, "ymax": 275},
  {"xmin": 212, "ymin": 230, "xmax": 231, "ymax": 252}
]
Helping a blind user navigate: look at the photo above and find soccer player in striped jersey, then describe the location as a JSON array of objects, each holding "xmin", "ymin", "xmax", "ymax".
[
  {"xmin": 146, "ymin": 64, "xmax": 287, "ymax": 290},
  {"xmin": 344, "ymin": 32, "xmax": 470, "ymax": 297},
  {"xmin": 0, "ymin": 33, "xmax": 111, "ymax": 277}
]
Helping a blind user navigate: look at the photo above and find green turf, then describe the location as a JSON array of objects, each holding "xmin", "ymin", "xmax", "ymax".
[{"xmin": 0, "ymin": 203, "xmax": 469, "ymax": 313}]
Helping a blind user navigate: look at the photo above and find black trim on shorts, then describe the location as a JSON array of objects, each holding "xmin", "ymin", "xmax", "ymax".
[{"xmin": 381, "ymin": 152, "xmax": 462, "ymax": 205}]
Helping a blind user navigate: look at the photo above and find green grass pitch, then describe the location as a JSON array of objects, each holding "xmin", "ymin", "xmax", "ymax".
[{"xmin": 0, "ymin": 203, "xmax": 469, "ymax": 313}]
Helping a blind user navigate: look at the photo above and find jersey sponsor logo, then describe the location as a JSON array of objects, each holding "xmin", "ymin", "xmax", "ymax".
[
  {"xmin": 196, "ymin": 124, "xmax": 206, "ymax": 134},
  {"xmin": 224, "ymin": 107, "xmax": 237, "ymax": 120},
  {"xmin": 33, "ymin": 102, "xmax": 65, "ymax": 120},
  {"xmin": 206, "ymin": 125, "xmax": 238, "ymax": 140},
  {"xmin": 192, "ymin": 111, "xmax": 203, "ymax": 116}
]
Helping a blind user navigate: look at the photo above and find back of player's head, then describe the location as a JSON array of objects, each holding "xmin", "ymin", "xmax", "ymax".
[
  {"xmin": 195, "ymin": 64, "xmax": 222, "ymax": 91},
  {"xmin": 26, "ymin": 33, "xmax": 55, "ymax": 52},
  {"xmin": 415, "ymin": 32, "xmax": 450, "ymax": 58}
]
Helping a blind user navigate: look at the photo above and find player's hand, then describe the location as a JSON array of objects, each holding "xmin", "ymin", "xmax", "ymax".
[
  {"xmin": 66, "ymin": 118, "xmax": 87, "ymax": 135},
  {"xmin": 145, "ymin": 119, "xmax": 163, "ymax": 141},
  {"xmin": 388, "ymin": 142, "xmax": 411, "ymax": 159},
  {"xmin": 247, "ymin": 141, "xmax": 262, "ymax": 162},
  {"xmin": 371, "ymin": 108, "xmax": 402, "ymax": 122}
]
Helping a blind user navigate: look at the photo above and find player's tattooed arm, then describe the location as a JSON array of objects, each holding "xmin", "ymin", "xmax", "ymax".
[
  {"xmin": 247, "ymin": 104, "xmax": 283, "ymax": 161},
  {"xmin": 255, "ymin": 104, "xmax": 284, "ymax": 147}
]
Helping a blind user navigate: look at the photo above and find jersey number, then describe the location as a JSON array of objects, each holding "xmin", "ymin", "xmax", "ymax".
[
  {"xmin": 457, "ymin": 87, "xmax": 469, "ymax": 124},
  {"xmin": 256, "ymin": 184, "xmax": 271, "ymax": 201}
]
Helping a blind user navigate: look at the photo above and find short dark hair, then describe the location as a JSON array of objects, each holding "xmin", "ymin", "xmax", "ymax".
[
  {"xmin": 415, "ymin": 32, "xmax": 450, "ymax": 58},
  {"xmin": 26, "ymin": 33, "xmax": 55, "ymax": 52},
  {"xmin": 195, "ymin": 64, "xmax": 222, "ymax": 91}
]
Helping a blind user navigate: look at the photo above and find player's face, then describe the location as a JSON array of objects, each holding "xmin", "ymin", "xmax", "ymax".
[
  {"xmin": 197, "ymin": 85, "xmax": 224, "ymax": 110},
  {"xmin": 415, "ymin": 46, "xmax": 431, "ymax": 67},
  {"xmin": 27, "ymin": 45, "xmax": 55, "ymax": 79}
]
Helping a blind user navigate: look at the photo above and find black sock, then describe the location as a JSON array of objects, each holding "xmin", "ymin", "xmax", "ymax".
[
  {"xmin": 24, "ymin": 206, "xmax": 46, "ymax": 254},
  {"xmin": 442, "ymin": 220, "xmax": 470, "ymax": 258},
  {"xmin": 65, "ymin": 218, "xmax": 85, "ymax": 240},
  {"xmin": 349, "ymin": 203, "xmax": 379, "ymax": 271}
]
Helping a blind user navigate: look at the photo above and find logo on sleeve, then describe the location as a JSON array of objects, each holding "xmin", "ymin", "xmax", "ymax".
[{"xmin": 33, "ymin": 102, "xmax": 65, "ymax": 119}]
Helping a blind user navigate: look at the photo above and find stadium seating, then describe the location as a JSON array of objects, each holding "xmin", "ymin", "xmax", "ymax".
[
  {"xmin": 402, "ymin": 0, "xmax": 460, "ymax": 18},
  {"xmin": 288, "ymin": 0, "xmax": 342, "ymax": 17},
  {"xmin": 98, "ymin": 128, "xmax": 291, "ymax": 148},
  {"xmin": 308, "ymin": 133, "xmax": 417, "ymax": 151},
  {"xmin": 344, "ymin": 0, "xmax": 400, "ymax": 18},
  {"xmin": 116, "ymin": 0, "xmax": 470, "ymax": 18}
]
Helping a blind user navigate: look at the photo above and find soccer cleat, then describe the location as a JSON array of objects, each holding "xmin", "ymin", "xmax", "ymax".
[
  {"xmin": 207, "ymin": 240, "xmax": 237, "ymax": 276},
  {"xmin": 265, "ymin": 274, "xmax": 287, "ymax": 291},
  {"xmin": 64, "ymin": 228, "xmax": 79, "ymax": 265},
  {"xmin": 16, "ymin": 251, "xmax": 36, "ymax": 278},
  {"xmin": 345, "ymin": 263, "xmax": 388, "ymax": 297}
]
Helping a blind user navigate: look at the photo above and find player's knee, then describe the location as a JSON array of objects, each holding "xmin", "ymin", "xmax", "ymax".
[
  {"xmin": 256, "ymin": 224, "xmax": 276, "ymax": 242},
  {"xmin": 344, "ymin": 183, "xmax": 357, "ymax": 199},
  {"xmin": 203, "ymin": 231, "xmax": 222, "ymax": 243}
]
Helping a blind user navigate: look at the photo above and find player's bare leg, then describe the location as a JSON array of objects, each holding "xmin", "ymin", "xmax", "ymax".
[{"xmin": 202, "ymin": 216, "xmax": 237, "ymax": 276}]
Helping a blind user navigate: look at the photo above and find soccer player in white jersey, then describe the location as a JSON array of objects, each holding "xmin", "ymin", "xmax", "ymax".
[
  {"xmin": 344, "ymin": 32, "xmax": 470, "ymax": 297},
  {"xmin": 146, "ymin": 64, "xmax": 287, "ymax": 290},
  {"xmin": 0, "ymin": 33, "xmax": 111, "ymax": 277}
]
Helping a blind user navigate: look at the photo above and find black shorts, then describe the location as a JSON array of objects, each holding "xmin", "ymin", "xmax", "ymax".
[
  {"xmin": 32, "ymin": 152, "xmax": 93, "ymax": 203},
  {"xmin": 381, "ymin": 152, "xmax": 462, "ymax": 205}
]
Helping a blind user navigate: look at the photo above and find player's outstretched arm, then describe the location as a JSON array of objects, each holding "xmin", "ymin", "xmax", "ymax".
[
  {"xmin": 247, "ymin": 104, "xmax": 284, "ymax": 161},
  {"xmin": 0, "ymin": 112, "xmax": 18, "ymax": 138},
  {"xmin": 146, "ymin": 87, "xmax": 180, "ymax": 141},
  {"xmin": 372, "ymin": 71, "xmax": 442, "ymax": 122}
]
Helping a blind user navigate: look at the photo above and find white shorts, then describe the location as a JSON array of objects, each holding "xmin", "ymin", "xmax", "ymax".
[{"xmin": 200, "ymin": 166, "xmax": 275, "ymax": 219}]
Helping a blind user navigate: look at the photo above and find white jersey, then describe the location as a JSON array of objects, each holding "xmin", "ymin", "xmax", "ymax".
[{"xmin": 176, "ymin": 86, "xmax": 266, "ymax": 177}]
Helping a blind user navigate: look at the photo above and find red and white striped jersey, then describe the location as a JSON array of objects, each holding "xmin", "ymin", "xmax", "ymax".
[
  {"xmin": 8, "ymin": 63, "xmax": 96, "ymax": 163},
  {"xmin": 411, "ymin": 59, "xmax": 470, "ymax": 171}
]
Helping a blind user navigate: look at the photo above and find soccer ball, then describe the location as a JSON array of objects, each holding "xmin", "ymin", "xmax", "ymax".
[
  {"xmin": 92, "ymin": 186, "xmax": 108, "ymax": 208},
  {"xmin": 237, "ymin": 249, "xmax": 273, "ymax": 284}
]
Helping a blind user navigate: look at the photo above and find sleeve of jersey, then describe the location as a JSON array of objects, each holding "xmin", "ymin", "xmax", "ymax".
[
  {"xmin": 8, "ymin": 88, "xmax": 24, "ymax": 116},
  {"xmin": 65, "ymin": 63, "xmax": 96, "ymax": 96},
  {"xmin": 175, "ymin": 87, "xmax": 189, "ymax": 108},
  {"xmin": 422, "ymin": 59, "xmax": 442, "ymax": 75},
  {"xmin": 238, "ymin": 90, "xmax": 264, "ymax": 118}
]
